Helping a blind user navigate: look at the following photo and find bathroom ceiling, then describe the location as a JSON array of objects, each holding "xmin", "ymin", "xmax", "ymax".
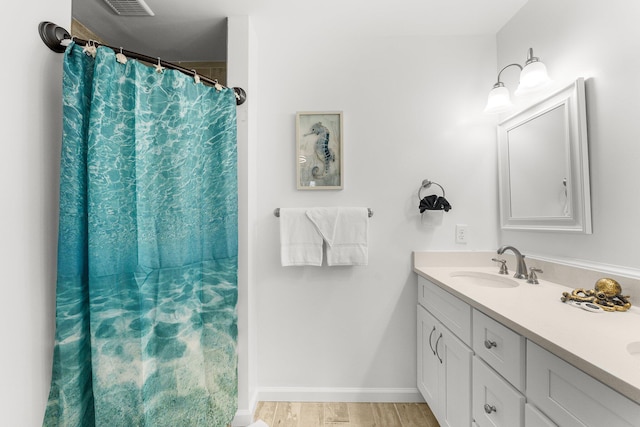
[{"xmin": 72, "ymin": 0, "xmax": 528, "ymax": 61}]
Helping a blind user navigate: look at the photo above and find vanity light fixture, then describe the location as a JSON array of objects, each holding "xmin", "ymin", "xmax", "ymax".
[{"xmin": 484, "ymin": 48, "xmax": 552, "ymax": 114}]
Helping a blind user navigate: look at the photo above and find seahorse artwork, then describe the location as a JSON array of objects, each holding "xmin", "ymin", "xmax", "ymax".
[{"xmin": 304, "ymin": 122, "xmax": 335, "ymax": 178}]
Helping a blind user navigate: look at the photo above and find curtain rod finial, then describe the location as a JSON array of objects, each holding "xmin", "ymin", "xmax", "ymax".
[
  {"xmin": 39, "ymin": 21, "xmax": 70, "ymax": 53},
  {"xmin": 233, "ymin": 87, "xmax": 247, "ymax": 105}
]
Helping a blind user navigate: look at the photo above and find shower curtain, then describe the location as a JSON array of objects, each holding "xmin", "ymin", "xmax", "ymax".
[{"xmin": 43, "ymin": 43, "xmax": 238, "ymax": 426}]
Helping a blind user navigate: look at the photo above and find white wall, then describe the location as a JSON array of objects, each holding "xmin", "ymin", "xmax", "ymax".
[
  {"xmin": 251, "ymin": 18, "xmax": 500, "ymax": 399},
  {"xmin": 497, "ymin": 0, "xmax": 640, "ymax": 271},
  {"xmin": 228, "ymin": 16, "xmax": 260, "ymax": 426},
  {"xmin": 0, "ymin": 2, "xmax": 71, "ymax": 426}
]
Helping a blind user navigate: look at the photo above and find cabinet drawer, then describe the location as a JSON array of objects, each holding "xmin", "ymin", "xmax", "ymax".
[
  {"xmin": 473, "ymin": 356, "xmax": 525, "ymax": 427},
  {"xmin": 527, "ymin": 341, "xmax": 640, "ymax": 427},
  {"xmin": 473, "ymin": 309, "xmax": 525, "ymax": 392},
  {"xmin": 525, "ymin": 404, "xmax": 557, "ymax": 427},
  {"xmin": 418, "ymin": 276, "xmax": 471, "ymax": 345}
]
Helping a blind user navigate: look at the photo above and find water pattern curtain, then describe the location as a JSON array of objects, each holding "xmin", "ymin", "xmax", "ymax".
[{"xmin": 43, "ymin": 43, "xmax": 238, "ymax": 426}]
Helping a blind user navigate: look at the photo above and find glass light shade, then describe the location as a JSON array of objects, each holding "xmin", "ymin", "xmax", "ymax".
[
  {"xmin": 484, "ymin": 85, "xmax": 513, "ymax": 114},
  {"xmin": 515, "ymin": 61, "xmax": 551, "ymax": 95}
]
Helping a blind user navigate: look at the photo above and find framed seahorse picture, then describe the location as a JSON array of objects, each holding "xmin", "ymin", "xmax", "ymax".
[{"xmin": 296, "ymin": 111, "xmax": 344, "ymax": 190}]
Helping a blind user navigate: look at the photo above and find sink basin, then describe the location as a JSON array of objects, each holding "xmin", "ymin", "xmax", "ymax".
[
  {"xmin": 627, "ymin": 342, "xmax": 640, "ymax": 360},
  {"xmin": 449, "ymin": 271, "xmax": 519, "ymax": 288}
]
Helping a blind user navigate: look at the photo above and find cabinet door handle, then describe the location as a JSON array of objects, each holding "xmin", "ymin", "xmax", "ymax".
[
  {"xmin": 428, "ymin": 326, "xmax": 436, "ymax": 355},
  {"xmin": 435, "ymin": 333, "xmax": 443, "ymax": 364},
  {"xmin": 484, "ymin": 403, "xmax": 497, "ymax": 414},
  {"xmin": 484, "ymin": 339, "xmax": 497, "ymax": 349}
]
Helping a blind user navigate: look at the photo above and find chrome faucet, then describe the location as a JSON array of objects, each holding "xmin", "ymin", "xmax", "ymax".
[{"xmin": 496, "ymin": 245, "xmax": 528, "ymax": 279}]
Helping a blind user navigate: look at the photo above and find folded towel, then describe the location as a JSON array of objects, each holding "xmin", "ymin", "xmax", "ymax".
[
  {"xmin": 279, "ymin": 208, "xmax": 323, "ymax": 266},
  {"xmin": 306, "ymin": 207, "xmax": 369, "ymax": 266},
  {"xmin": 419, "ymin": 195, "xmax": 452, "ymax": 212}
]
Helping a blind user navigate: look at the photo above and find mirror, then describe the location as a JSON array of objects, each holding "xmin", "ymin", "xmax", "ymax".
[{"xmin": 497, "ymin": 78, "xmax": 592, "ymax": 233}]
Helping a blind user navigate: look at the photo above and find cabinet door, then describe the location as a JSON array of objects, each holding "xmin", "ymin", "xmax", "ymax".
[
  {"xmin": 527, "ymin": 341, "xmax": 640, "ymax": 427},
  {"xmin": 417, "ymin": 305, "xmax": 440, "ymax": 416},
  {"xmin": 525, "ymin": 404, "xmax": 557, "ymax": 427},
  {"xmin": 438, "ymin": 323, "xmax": 473, "ymax": 427},
  {"xmin": 418, "ymin": 276, "xmax": 472, "ymax": 345}
]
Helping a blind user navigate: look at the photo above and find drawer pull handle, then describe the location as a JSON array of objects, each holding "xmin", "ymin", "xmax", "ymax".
[
  {"xmin": 484, "ymin": 404, "xmax": 497, "ymax": 414},
  {"xmin": 428, "ymin": 326, "xmax": 436, "ymax": 355},
  {"xmin": 484, "ymin": 339, "xmax": 497, "ymax": 349},
  {"xmin": 435, "ymin": 333, "xmax": 443, "ymax": 364}
]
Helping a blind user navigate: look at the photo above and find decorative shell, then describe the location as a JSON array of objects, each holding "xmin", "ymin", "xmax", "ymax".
[
  {"xmin": 83, "ymin": 44, "xmax": 97, "ymax": 58},
  {"xmin": 115, "ymin": 52, "xmax": 128, "ymax": 64}
]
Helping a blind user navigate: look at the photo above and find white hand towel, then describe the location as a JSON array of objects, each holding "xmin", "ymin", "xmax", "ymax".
[
  {"xmin": 279, "ymin": 208, "xmax": 323, "ymax": 266},
  {"xmin": 306, "ymin": 207, "xmax": 369, "ymax": 266},
  {"xmin": 247, "ymin": 421, "xmax": 270, "ymax": 427}
]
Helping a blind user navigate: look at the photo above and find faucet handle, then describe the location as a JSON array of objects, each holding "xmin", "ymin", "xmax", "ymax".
[
  {"xmin": 491, "ymin": 258, "xmax": 508, "ymax": 275},
  {"xmin": 527, "ymin": 267, "xmax": 543, "ymax": 284}
]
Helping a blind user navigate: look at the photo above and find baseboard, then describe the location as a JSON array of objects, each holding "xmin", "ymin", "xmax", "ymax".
[
  {"xmin": 231, "ymin": 409, "xmax": 253, "ymax": 427},
  {"xmin": 256, "ymin": 387, "xmax": 424, "ymax": 403},
  {"xmin": 232, "ymin": 389, "xmax": 260, "ymax": 427}
]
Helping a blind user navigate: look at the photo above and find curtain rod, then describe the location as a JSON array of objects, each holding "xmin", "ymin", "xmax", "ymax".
[{"xmin": 38, "ymin": 21, "xmax": 247, "ymax": 106}]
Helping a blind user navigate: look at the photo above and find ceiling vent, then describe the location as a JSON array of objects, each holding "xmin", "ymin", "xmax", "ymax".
[{"xmin": 103, "ymin": 0, "xmax": 155, "ymax": 16}]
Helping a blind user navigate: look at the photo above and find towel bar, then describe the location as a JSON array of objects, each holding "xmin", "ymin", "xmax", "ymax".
[{"xmin": 274, "ymin": 208, "xmax": 373, "ymax": 218}]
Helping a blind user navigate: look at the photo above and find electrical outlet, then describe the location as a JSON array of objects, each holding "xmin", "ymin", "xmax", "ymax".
[{"xmin": 456, "ymin": 224, "xmax": 468, "ymax": 243}]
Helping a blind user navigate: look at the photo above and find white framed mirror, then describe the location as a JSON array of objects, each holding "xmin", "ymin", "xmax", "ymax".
[{"xmin": 497, "ymin": 77, "xmax": 592, "ymax": 233}]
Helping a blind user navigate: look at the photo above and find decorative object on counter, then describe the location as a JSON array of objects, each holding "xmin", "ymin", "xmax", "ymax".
[
  {"xmin": 561, "ymin": 278, "xmax": 632, "ymax": 312},
  {"xmin": 296, "ymin": 111, "xmax": 343, "ymax": 190},
  {"xmin": 418, "ymin": 179, "xmax": 451, "ymax": 213}
]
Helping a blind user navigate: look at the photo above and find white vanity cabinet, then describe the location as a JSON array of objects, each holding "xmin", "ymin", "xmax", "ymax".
[
  {"xmin": 417, "ymin": 277, "xmax": 473, "ymax": 427},
  {"xmin": 416, "ymin": 271, "xmax": 640, "ymax": 427}
]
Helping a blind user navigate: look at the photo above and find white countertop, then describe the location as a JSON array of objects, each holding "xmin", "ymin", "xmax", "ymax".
[{"xmin": 413, "ymin": 252, "xmax": 640, "ymax": 405}]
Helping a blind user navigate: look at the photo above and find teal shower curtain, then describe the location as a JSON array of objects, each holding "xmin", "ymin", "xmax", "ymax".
[{"xmin": 43, "ymin": 43, "xmax": 238, "ymax": 426}]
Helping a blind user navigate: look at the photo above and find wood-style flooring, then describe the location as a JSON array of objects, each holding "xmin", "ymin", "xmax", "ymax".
[{"xmin": 253, "ymin": 401, "xmax": 440, "ymax": 427}]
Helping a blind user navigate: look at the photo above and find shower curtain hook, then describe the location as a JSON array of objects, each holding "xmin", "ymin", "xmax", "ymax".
[
  {"xmin": 83, "ymin": 39, "xmax": 97, "ymax": 57},
  {"xmin": 212, "ymin": 79, "xmax": 223, "ymax": 92},
  {"xmin": 115, "ymin": 47, "xmax": 128, "ymax": 64},
  {"xmin": 192, "ymin": 69, "xmax": 201, "ymax": 85},
  {"xmin": 154, "ymin": 57, "xmax": 165, "ymax": 73}
]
